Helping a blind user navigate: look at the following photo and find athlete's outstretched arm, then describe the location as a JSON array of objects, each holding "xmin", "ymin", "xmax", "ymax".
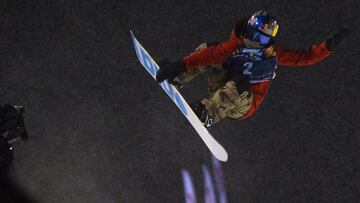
[
  {"xmin": 275, "ymin": 42, "xmax": 332, "ymax": 67},
  {"xmin": 276, "ymin": 28, "xmax": 349, "ymax": 67}
]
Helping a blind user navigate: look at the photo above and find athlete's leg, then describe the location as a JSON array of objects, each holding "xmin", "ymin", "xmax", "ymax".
[
  {"xmin": 201, "ymin": 81, "xmax": 253, "ymax": 125},
  {"xmin": 204, "ymin": 64, "xmax": 228, "ymax": 97}
]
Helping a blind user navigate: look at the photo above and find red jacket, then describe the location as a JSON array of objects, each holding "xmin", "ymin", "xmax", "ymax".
[{"xmin": 182, "ymin": 20, "xmax": 332, "ymax": 119}]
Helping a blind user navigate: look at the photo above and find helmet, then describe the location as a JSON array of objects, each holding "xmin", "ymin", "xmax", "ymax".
[{"xmin": 245, "ymin": 10, "xmax": 279, "ymax": 46}]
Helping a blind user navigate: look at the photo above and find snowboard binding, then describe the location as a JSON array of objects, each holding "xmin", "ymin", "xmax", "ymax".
[{"xmin": 191, "ymin": 101, "xmax": 213, "ymax": 128}]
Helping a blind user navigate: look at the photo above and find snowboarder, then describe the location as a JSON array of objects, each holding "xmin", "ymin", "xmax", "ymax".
[{"xmin": 156, "ymin": 10, "xmax": 350, "ymax": 127}]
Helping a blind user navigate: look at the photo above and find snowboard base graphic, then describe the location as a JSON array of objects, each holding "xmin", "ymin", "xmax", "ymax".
[{"xmin": 131, "ymin": 31, "xmax": 228, "ymax": 162}]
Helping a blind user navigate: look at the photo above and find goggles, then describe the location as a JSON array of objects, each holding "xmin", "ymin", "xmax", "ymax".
[{"xmin": 251, "ymin": 31, "xmax": 271, "ymax": 45}]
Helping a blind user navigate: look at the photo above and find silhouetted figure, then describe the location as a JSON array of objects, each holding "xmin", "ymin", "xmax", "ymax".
[{"xmin": 0, "ymin": 104, "xmax": 35, "ymax": 203}]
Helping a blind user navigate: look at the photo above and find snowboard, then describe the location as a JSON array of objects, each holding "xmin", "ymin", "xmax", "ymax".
[{"xmin": 131, "ymin": 31, "xmax": 228, "ymax": 162}]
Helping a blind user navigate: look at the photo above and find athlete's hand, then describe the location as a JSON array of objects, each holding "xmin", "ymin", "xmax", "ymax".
[
  {"xmin": 156, "ymin": 59, "xmax": 186, "ymax": 83},
  {"xmin": 325, "ymin": 27, "xmax": 350, "ymax": 51}
]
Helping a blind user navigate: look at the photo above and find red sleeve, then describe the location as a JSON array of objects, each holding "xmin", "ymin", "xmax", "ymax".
[
  {"xmin": 183, "ymin": 38, "xmax": 244, "ymax": 70},
  {"xmin": 275, "ymin": 41, "xmax": 333, "ymax": 67},
  {"xmin": 241, "ymin": 81, "xmax": 271, "ymax": 120}
]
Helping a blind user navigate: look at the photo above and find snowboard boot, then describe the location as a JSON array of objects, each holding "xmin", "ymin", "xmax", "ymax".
[{"xmin": 190, "ymin": 101, "xmax": 213, "ymax": 128}]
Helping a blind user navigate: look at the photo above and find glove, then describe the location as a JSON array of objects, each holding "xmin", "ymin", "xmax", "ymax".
[
  {"xmin": 325, "ymin": 27, "xmax": 350, "ymax": 51},
  {"xmin": 232, "ymin": 75, "xmax": 252, "ymax": 98},
  {"xmin": 156, "ymin": 59, "xmax": 186, "ymax": 83}
]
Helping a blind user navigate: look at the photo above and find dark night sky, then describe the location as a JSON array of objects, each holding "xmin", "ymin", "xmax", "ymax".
[{"xmin": 0, "ymin": 0, "xmax": 359, "ymax": 202}]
